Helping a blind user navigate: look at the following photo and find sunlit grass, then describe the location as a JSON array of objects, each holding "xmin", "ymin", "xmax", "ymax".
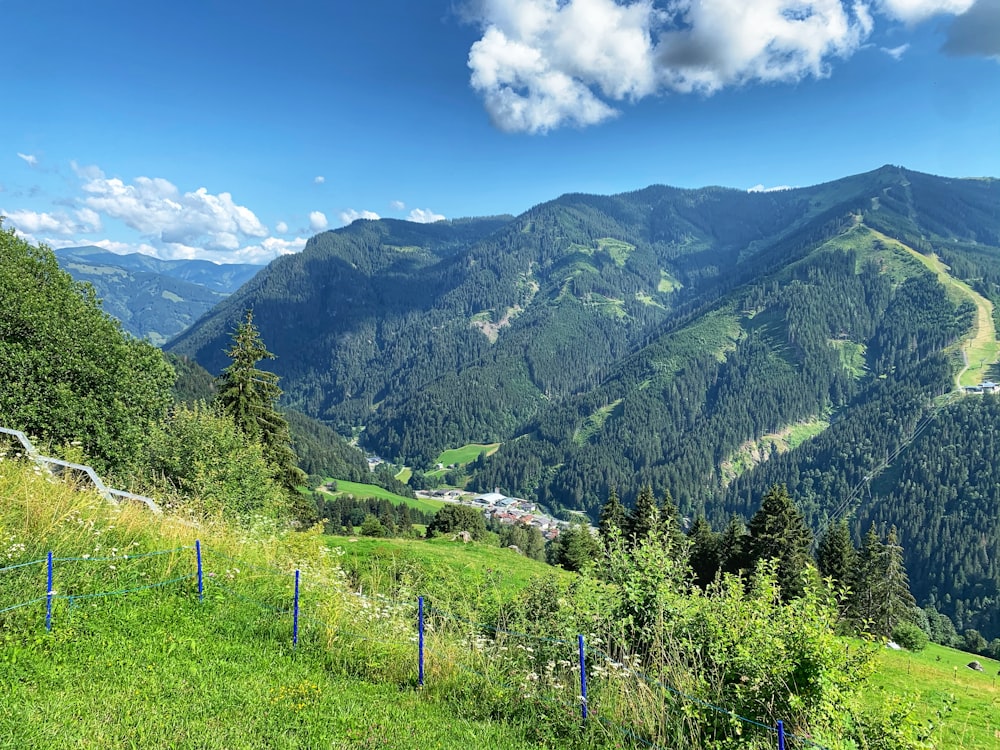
[{"xmin": 868, "ymin": 643, "xmax": 1000, "ymax": 749}]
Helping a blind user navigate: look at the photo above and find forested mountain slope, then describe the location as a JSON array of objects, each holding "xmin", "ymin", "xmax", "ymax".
[
  {"xmin": 169, "ymin": 168, "xmax": 1000, "ymax": 638},
  {"xmin": 56, "ymin": 246, "xmax": 260, "ymax": 344}
]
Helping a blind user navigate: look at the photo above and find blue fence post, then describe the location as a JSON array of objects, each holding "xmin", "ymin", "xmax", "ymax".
[
  {"xmin": 195, "ymin": 540, "xmax": 203, "ymax": 602},
  {"xmin": 777, "ymin": 720, "xmax": 786, "ymax": 750},
  {"xmin": 45, "ymin": 551, "xmax": 53, "ymax": 632},
  {"xmin": 418, "ymin": 596, "xmax": 425, "ymax": 687},
  {"xmin": 292, "ymin": 569, "xmax": 300, "ymax": 647},
  {"xmin": 578, "ymin": 634, "xmax": 588, "ymax": 721}
]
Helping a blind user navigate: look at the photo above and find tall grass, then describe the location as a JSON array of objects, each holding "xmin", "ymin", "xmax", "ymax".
[{"xmin": 2, "ymin": 456, "xmax": 995, "ymax": 749}]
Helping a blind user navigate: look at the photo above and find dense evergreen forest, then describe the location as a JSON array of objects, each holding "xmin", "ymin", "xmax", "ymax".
[{"xmin": 167, "ymin": 167, "xmax": 1000, "ymax": 637}]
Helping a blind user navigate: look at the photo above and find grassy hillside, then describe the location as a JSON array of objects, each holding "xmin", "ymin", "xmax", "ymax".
[
  {"xmin": 870, "ymin": 643, "xmax": 1000, "ymax": 749},
  {"xmin": 435, "ymin": 443, "xmax": 501, "ymax": 467},
  {"xmin": 0, "ymin": 461, "xmax": 567, "ymax": 749},
  {"xmin": 320, "ymin": 479, "xmax": 444, "ymax": 514},
  {"xmin": 4, "ymin": 459, "xmax": 1000, "ymax": 748},
  {"xmin": 326, "ymin": 534, "xmax": 562, "ymax": 615}
]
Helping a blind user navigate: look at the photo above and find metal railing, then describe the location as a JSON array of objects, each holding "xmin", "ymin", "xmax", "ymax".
[{"xmin": 0, "ymin": 426, "xmax": 161, "ymax": 514}]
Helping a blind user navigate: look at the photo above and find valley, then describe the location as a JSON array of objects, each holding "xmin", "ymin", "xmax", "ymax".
[{"xmin": 158, "ymin": 168, "xmax": 1000, "ymax": 642}]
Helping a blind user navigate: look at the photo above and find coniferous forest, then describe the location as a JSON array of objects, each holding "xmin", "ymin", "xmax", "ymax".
[{"xmin": 166, "ymin": 166, "xmax": 1000, "ymax": 641}]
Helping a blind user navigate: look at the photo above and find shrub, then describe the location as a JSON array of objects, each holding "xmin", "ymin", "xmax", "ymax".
[{"xmin": 892, "ymin": 621, "xmax": 929, "ymax": 652}]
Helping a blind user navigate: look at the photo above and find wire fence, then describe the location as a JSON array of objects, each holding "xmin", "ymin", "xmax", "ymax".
[{"xmin": 0, "ymin": 541, "xmax": 828, "ymax": 750}]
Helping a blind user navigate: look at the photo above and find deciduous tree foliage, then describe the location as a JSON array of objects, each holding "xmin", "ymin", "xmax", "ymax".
[
  {"xmin": 426, "ymin": 504, "xmax": 487, "ymax": 541},
  {"xmin": 143, "ymin": 402, "xmax": 290, "ymax": 521},
  {"xmin": 0, "ymin": 225, "xmax": 173, "ymax": 474}
]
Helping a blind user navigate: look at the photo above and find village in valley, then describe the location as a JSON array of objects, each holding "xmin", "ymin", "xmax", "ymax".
[{"xmin": 415, "ymin": 487, "xmax": 567, "ymax": 541}]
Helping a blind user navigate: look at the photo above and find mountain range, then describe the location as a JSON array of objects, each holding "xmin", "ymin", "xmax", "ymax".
[
  {"xmin": 56, "ymin": 246, "xmax": 260, "ymax": 344},
  {"xmin": 167, "ymin": 165, "xmax": 1000, "ymax": 638}
]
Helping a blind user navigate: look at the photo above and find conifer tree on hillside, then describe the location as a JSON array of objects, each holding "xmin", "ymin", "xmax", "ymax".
[
  {"xmin": 747, "ymin": 484, "xmax": 813, "ymax": 600},
  {"xmin": 626, "ymin": 483, "xmax": 659, "ymax": 547},
  {"xmin": 719, "ymin": 515, "xmax": 750, "ymax": 575},
  {"xmin": 816, "ymin": 518, "xmax": 857, "ymax": 592},
  {"xmin": 548, "ymin": 522, "xmax": 601, "ymax": 572},
  {"xmin": 215, "ymin": 310, "xmax": 304, "ymax": 492},
  {"xmin": 657, "ymin": 487, "xmax": 686, "ymax": 556},
  {"xmin": 853, "ymin": 523, "xmax": 917, "ymax": 637},
  {"xmin": 853, "ymin": 524, "xmax": 885, "ymax": 629},
  {"xmin": 688, "ymin": 516, "xmax": 721, "ymax": 589},
  {"xmin": 598, "ymin": 486, "xmax": 627, "ymax": 547},
  {"xmin": 882, "ymin": 525, "xmax": 917, "ymax": 635}
]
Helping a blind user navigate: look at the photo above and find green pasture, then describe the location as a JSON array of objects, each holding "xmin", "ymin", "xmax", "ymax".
[
  {"xmin": 324, "ymin": 534, "xmax": 564, "ymax": 614},
  {"xmin": 869, "ymin": 642, "xmax": 1000, "ymax": 749},
  {"xmin": 320, "ymin": 479, "xmax": 445, "ymax": 515},
  {"xmin": 434, "ymin": 444, "xmax": 500, "ymax": 467}
]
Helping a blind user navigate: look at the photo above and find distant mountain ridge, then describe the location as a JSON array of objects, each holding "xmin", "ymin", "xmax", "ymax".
[
  {"xmin": 56, "ymin": 246, "xmax": 260, "ymax": 345},
  {"xmin": 167, "ymin": 166, "xmax": 1000, "ymax": 638}
]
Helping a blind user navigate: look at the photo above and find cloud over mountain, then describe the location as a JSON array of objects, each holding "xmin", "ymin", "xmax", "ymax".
[
  {"xmin": 407, "ymin": 208, "xmax": 446, "ymax": 223},
  {"xmin": 339, "ymin": 209, "xmax": 381, "ymax": 224},
  {"xmin": 467, "ymin": 0, "xmax": 985, "ymax": 133},
  {"xmin": 80, "ymin": 170, "xmax": 268, "ymax": 251}
]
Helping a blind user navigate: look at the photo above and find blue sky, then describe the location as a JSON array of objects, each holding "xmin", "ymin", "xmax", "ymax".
[{"xmin": 2, "ymin": 0, "xmax": 998, "ymax": 263}]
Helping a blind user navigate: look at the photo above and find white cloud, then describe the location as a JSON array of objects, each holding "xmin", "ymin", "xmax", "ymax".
[
  {"xmin": 878, "ymin": 0, "xmax": 975, "ymax": 23},
  {"xmin": 407, "ymin": 208, "xmax": 446, "ymax": 223},
  {"xmin": 17, "ymin": 152, "xmax": 38, "ymax": 167},
  {"xmin": 276, "ymin": 220, "xmax": 289, "ymax": 233},
  {"xmin": 314, "ymin": 175, "xmax": 326, "ymax": 184},
  {"xmin": 88, "ymin": 239, "xmax": 161, "ymax": 257},
  {"xmin": 222, "ymin": 236, "xmax": 308, "ymax": 264},
  {"xmin": 2, "ymin": 207, "xmax": 100, "ymax": 235},
  {"xmin": 309, "ymin": 211, "xmax": 329, "ymax": 231},
  {"xmin": 881, "ymin": 43, "xmax": 910, "ymax": 59},
  {"xmin": 339, "ymin": 208, "xmax": 381, "ymax": 224},
  {"xmin": 391, "ymin": 200, "xmax": 406, "ymax": 210},
  {"xmin": 70, "ymin": 161, "xmax": 105, "ymax": 180},
  {"xmin": 80, "ymin": 173, "xmax": 268, "ymax": 251},
  {"xmin": 466, "ymin": 0, "xmax": 983, "ymax": 133},
  {"xmin": 747, "ymin": 184, "xmax": 794, "ymax": 193},
  {"xmin": 6, "ymin": 161, "xmax": 306, "ymax": 265}
]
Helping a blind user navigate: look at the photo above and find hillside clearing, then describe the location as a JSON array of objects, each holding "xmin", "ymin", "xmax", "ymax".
[
  {"xmin": 319, "ymin": 479, "xmax": 445, "ymax": 514},
  {"xmin": 434, "ymin": 443, "xmax": 500, "ymax": 467},
  {"xmin": 885, "ymin": 235, "xmax": 1000, "ymax": 388}
]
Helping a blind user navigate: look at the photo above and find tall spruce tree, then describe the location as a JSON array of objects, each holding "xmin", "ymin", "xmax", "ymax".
[
  {"xmin": 853, "ymin": 524, "xmax": 917, "ymax": 637},
  {"xmin": 626, "ymin": 483, "xmax": 659, "ymax": 547},
  {"xmin": 688, "ymin": 516, "xmax": 721, "ymax": 588},
  {"xmin": 881, "ymin": 525, "xmax": 917, "ymax": 636},
  {"xmin": 747, "ymin": 484, "xmax": 814, "ymax": 600},
  {"xmin": 853, "ymin": 523, "xmax": 885, "ymax": 630},
  {"xmin": 215, "ymin": 310, "xmax": 304, "ymax": 492},
  {"xmin": 719, "ymin": 515, "xmax": 750, "ymax": 575},
  {"xmin": 816, "ymin": 518, "xmax": 857, "ymax": 592},
  {"xmin": 657, "ymin": 487, "xmax": 686, "ymax": 556},
  {"xmin": 598, "ymin": 486, "xmax": 627, "ymax": 548}
]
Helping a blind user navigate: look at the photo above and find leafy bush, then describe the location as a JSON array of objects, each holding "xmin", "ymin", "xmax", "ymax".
[
  {"xmin": 426, "ymin": 505, "xmax": 487, "ymax": 540},
  {"xmin": 892, "ymin": 621, "xmax": 929, "ymax": 652},
  {"xmin": 141, "ymin": 402, "xmax": 290, "ymax": 522},
  {"xmin": 0, "ymin": 226, "xmax": 173, "ymax": 474}
]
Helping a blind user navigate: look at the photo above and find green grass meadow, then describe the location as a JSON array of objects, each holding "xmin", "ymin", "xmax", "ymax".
[
  {"xmin": 4, "ymin": 459, "xmax": 1000, "ymax": 749},
  {"xmin": 320, "ymin": 479, "xmax": 445, "ymax": 515},
  {"xmin": 434, "ymin": 444, "xmax": 500, "ymax": 467},
  {"xmin": 869, "ymin": 642, "xmax": 1000, "ymax": 749}
]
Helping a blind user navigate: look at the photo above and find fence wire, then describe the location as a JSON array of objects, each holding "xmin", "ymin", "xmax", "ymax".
[{"xmin": 0, "ymin": 542, "xmax": 831, "ymax": 750}]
